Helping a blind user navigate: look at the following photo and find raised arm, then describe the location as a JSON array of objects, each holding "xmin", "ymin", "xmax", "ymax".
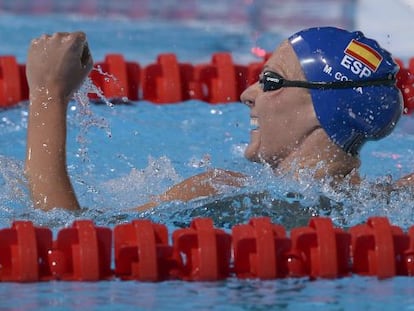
[{"xmin": 25, "ymin": 32, "xmax": 93, "ymax": 210}]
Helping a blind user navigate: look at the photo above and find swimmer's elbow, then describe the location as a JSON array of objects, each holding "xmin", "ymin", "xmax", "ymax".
[{"xmin": 135, "ymin": 201, "xmax": 159, "ymax": 212}]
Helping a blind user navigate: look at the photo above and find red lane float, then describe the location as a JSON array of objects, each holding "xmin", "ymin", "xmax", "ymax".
[
  {"xmin": 232, "ymin": 217, "xmax": 290, "ymax": 279},
  {"xmin": 0, "ymin": 56, "xmax": 26, "ymax": 108},
  {"xmin": 173, "ymin": 218, "xmax": 232, "ymax": 281},
  {"xmin": 349, "ymin": 217, "xmax": 409, "ymax": 278},
  {"xmin": 50, "ymin": 220, "xmax": 112, "ymax": 281},
  {"xmin": 1, "ymin": 216, "xmax": 414, "ymax": 282},
  {"xmin": 0, "ymin": 53, "xmax": 413, "ymax": 114},
  {"xmin": 396, "ymin": 58, "xmax": 414, "ymax": 114},
  {"xmin": 406, "ymin": 226, "xmax": 414, "ymax": 276},
  {"xmin": 90, "ymin": 54, "xmax": 141, "ymax": 101},
  {"xmin": 114, "ymin": 219, "xmax": 179, "ymax": 281},
  {"xmin": 0, "ymin": 221, "xmax": 52, "ymax": 282},
  {"xmin": 142, "ymin": 53, "xmax": 183, "ymax": 103},
  {"xmin": 194, "ymin": 53, "xmax": 239, "ymax": 103},
  {"xmin": 288, "ymin": 217, "xmax": 350, "ymax": 279}
]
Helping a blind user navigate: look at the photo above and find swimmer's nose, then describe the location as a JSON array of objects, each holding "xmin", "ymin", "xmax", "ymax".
[
  {"xmin": 243, "ymin": 99, "xmax": 254, "ymax": 108},
  {"xmin": 240, "ymin": 82, "xmax": 259, "ymax": 108}
]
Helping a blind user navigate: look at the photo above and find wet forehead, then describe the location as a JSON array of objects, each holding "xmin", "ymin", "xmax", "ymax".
[{"xmin": 264, "ymin": 40, "xmax": 305, "ymax": 80}]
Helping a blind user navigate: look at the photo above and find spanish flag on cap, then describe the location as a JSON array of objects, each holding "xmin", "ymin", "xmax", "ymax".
[{"xmin": 345, "ymin": 39, "xmax": 383, "ymax": 72}]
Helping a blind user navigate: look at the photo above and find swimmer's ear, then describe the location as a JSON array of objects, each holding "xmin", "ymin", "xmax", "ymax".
[{"xmin": 80, "ymin": 42, "xmax": 92, "ymax": 68}]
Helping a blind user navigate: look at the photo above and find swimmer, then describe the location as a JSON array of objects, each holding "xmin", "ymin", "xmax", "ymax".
[{"xmin": 24, "ymin": 28, "xmax": 414, "ymax": 211}]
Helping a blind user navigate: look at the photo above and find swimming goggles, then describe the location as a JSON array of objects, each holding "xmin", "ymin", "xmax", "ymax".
[{"xmin": 259, "ymin": 71, "xmax": 396, "ymax": 92}]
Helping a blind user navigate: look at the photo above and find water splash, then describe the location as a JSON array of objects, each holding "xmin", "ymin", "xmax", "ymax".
[
  {"xmin": 72, "ymin": 77, "xmax": 113, "ymax": 161},
  {"xmin": 76, "ymin": 74, "xmax": 114, "ymax": 108},
  {"xmin": 0, "ymin": 156, "xmax": 29, "ymax": 206},
  {"xmin": 99, "ymin": 156, "xmax": 182, "ymax": 210},
  {"xmin": 137, "ymin": 163, "xmax": 414, "ymax": 231}
]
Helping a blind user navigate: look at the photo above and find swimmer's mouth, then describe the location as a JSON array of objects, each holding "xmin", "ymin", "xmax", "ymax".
[{"xmin": 250, "ymin": 117, "xmax": 259, "ymax": 130}]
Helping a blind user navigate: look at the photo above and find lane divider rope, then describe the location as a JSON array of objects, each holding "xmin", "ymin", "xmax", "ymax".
[
  {"xmin": 0, "ymin": 53, "xmax": 413, "ymax": 113},
  {"xmin": 1, "ymin": 216, "xmax": 414, "ymax": 282}
]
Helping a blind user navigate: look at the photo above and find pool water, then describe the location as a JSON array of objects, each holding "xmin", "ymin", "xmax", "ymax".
[
  {"xmin": 2, "ymin": 277, "xmax": 414, "ymax": 310},
  {"xmin": 0, "ymin": 2, "xmax": 414, "ymax": 310}
]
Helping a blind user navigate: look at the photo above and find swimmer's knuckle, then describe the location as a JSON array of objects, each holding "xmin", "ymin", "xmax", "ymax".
[
  {"xmin": 74, "ymin": 31, "xmax": 86, "ymax": 38},
  {"xmin": 32, "ymin": 34, "xmax": 48, "ymax": 45},
  {"xmin": 30, "ymin": 38, "xmax": 39, "ymax": 46}
]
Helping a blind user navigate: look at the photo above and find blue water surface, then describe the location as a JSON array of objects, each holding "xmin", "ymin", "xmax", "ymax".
[
  {"xmin": 0, "ymin": 11, "xmax": 414, "ymax": 311},
  {"xmin": 1, "ymin": 277, "xmax": 414, "ymax": 311}
]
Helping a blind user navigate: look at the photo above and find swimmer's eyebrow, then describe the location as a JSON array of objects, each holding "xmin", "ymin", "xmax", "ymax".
[
  {"xmin": 261, "ymin": 65, "xmax": 282, "ymax": 78},
  {"xmin": 262, "ymin": 64, "xmax": 290, "ymax": 80},
  {"xmin": 262, "ymin": 64, "xmax": 283, "ymax": 73},
  {"xmin": 261, "ymin": 65, "xmax": 271, "ymax": 73}
]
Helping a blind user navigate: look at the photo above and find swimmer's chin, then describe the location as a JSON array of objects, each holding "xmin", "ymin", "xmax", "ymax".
[{"xmin": 245, "ymin": 129, "xmax": 261, "ymax": 162}]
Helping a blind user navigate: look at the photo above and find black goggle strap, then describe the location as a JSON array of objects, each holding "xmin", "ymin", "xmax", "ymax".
[{"xmin": 261, "ymin": 71, "xmax": 396, "ymax": 92}]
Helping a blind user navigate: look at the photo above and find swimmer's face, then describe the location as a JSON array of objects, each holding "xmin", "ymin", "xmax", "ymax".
[{"xmin": 240, "ymin": 40, "xmax": 320, "ymax": 167}]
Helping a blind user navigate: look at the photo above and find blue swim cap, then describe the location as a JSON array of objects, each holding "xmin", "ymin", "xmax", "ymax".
[{"xmin": 289, "ymin": 27, "xmax": 403, "ymax": 155}]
